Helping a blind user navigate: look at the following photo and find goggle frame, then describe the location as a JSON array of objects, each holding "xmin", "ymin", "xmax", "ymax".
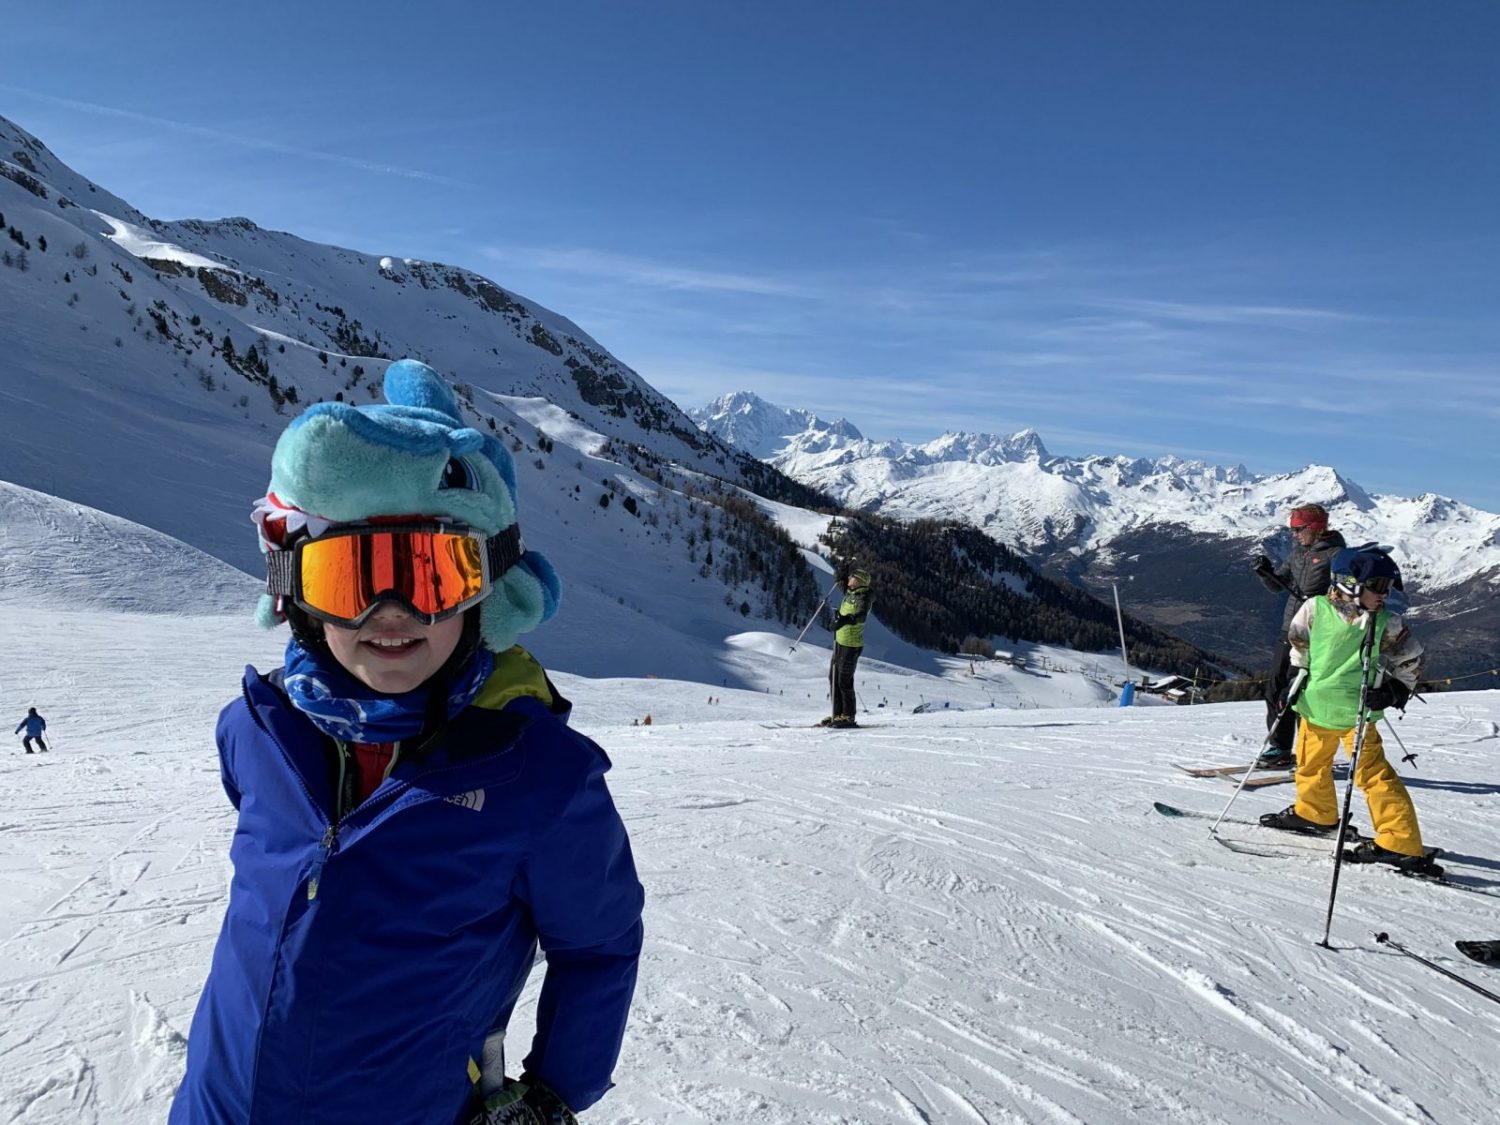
[{"xmin": 266, "ymin": 521, "xmax": 523, "ymax": 628}]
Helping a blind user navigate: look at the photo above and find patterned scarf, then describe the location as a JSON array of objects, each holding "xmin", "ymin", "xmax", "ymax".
[{"xmin": 283, "ymin": 638, "xmax": 494, "ymax": 744}]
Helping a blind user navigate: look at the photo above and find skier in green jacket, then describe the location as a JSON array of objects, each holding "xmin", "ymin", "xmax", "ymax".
[{"xmin": 821, "ymin": 569, "xmax": 872, "ymax": 729}]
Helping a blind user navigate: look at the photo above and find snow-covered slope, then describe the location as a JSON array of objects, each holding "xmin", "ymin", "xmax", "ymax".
[
  {"xmin": 0, "ymin": 481, "xmax": 251, "ymax": 617},
  {"xmin": 1, "ymin": 114, "xmax": 868, "ymax": 684},
  {"xmin": 3, "ymin": 486, "xmax": 1498, "ymax": 1125},
  {"xmin": 0, "ymin": 113, "xmax": 754, "ymax": 576}
]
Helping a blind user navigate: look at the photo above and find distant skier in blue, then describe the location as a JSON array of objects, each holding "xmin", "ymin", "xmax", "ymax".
[
  {"xmin": 14, "ymin": 707, "xmax": 47, "ymax": 753},
  {"xmin": 170, "ymin": 361, "xmax": 644, "ymax": 1125}
]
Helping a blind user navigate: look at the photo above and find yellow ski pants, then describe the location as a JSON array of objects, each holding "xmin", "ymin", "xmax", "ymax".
[{"xmin": 1292, "ymin": 719, "xmax": 1424, "ymax": 856}]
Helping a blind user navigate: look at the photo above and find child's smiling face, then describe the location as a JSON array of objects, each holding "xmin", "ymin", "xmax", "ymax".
[{"xmin": 323, "ymin": 601, "xmax": 466, "ymax": 694}]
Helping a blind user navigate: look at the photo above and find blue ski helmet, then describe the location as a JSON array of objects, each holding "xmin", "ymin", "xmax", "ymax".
[{"xmin": 1330, "ymin": 543, "xmax": 1402, "ymax": 598}]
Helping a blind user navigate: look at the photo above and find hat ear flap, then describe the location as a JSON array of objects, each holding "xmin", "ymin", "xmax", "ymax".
[
  {"xmin": 255, "ymin": 592, "xmax": 282, "ymax": 630},
  {"xmin": 478, "ymin": 549, "xmax": 561, "ymax": 653}
]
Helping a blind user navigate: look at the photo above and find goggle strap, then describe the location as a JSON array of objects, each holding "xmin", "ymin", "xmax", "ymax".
[
  {"xmin": 488, "ymin": 524, "xmax": 525, "ymax": 581},
  {"xmin": 264, "ymin": 524, "xmax": 524, "ymax": 595},
  {"xmin": 266, "ymin": 548, "xmax": 297, "ymax": 597}
]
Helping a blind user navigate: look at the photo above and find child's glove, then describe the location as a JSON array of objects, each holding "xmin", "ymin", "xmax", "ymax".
[
  {"xmin": 1281, "ymin": 668, "xmax": 1308, "ymax": 709},
  {"xmin": 831, "ymin": 614, "xmax": 849, "ymax": 628},
  {"xmin": 467, "ymin": 1077, "xmax": 578, "ymax": 1125},
  {"xmin": 1365, "ymin": 679, "xmax": 1411, "ymax": 713}
]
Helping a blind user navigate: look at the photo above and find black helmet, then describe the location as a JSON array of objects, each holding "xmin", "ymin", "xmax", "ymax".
[{"xmin": 1330, "ymin": 543, "xmax": 1401, "ymax": 598}]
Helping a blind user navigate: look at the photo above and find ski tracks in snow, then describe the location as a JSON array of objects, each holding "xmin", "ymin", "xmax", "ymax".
[
  {"xmin": 611, "ymin": 710, "xmax": 1497, "ymax": 1124},
  {"xmin": 0, "ymin": 612, "xmax": 247, "ymax": 1124},
  {"xmin": 2, "ymin": 612, "xmax": 1497, "ymax": 1124}
]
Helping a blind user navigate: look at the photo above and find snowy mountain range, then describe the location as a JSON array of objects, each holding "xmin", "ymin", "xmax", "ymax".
[{"xmin": 693, "ymin": 392, "xmax": 1500, "ymax": 678}]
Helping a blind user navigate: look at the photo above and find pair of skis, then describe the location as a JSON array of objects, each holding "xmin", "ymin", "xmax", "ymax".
[
  {"xmin": 1153, "ymin": 800, "xmax": 1456, "ymax": 878},
  {"xmin": 1172, "ymin": 762, "xmax": 1292, "ymax": 788},
  {"xmin": 1154, "ymin": 801, "xmax": 1500, "ymax": 1006}
]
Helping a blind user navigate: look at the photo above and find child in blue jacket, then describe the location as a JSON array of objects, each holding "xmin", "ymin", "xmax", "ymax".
[
  {"xmin": 170, "ymin": 361, "xmax": 644, "ymax": 1125},
  {"xmin": 14, "ymin": 707, "xmax": 47, "ymax": 752}
]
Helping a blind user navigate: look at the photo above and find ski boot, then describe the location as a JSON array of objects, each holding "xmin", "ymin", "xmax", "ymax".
[
  {"xmin": 1255, "ymin": 746, "xmax": 1294, "ymax": 770},
  {"xmin": 1343, "ymin": 841, "xmax": 1444, "ymax": 877},
  {"xmin": 1259, "ymin": 805, "xmax": 1340, "ymax": 836}
]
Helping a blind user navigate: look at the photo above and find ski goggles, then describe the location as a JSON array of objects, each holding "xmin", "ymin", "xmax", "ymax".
[
  {"xmin": 266, "ymin": 521, "xmax": 523, "ymax": 627},
  {"xmin": 1334, "ymin": 572, "xmax": 1395, "ymax": 597}
]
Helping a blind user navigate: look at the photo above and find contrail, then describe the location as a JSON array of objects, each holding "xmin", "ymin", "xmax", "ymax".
[{"xmin": 0, "ymin": 83, "xmax": 476, "ymax": 189}]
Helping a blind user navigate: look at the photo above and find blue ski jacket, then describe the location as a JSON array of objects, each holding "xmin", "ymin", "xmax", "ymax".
[
  {"xmin": 170, "ymin": 655, "xmax": 644, "ymax": 1125},
  {"xmin": 14, "ymin": 714, "xmax": 45, "ymax": 737}
]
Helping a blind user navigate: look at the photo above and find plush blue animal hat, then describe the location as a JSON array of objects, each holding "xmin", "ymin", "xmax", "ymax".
[{"xmin": 254, "ymin": 359, "xmax": 560, "ymax": 653}]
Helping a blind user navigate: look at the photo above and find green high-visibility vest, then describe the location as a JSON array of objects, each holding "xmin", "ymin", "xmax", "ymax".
[
  {"xmin": 1293, "ymin": 597, "xmax": 1389, "ymax": 730},
  {"xmin": 835, "ymin": 586, "xmax": 871, "ymax": 648}
]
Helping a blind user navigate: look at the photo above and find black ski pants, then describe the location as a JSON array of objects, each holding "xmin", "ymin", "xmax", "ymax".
[
  {"xmin": 1263, "ymin": 639, "xmax": 1298, "ymax": 753},
  {"xmin": 22, "ymin": 736, "xmax": 47, "ymax": 753},
  {"xmin": 829, "ymin": 643, "xmax": 862, "ymax": 719}
]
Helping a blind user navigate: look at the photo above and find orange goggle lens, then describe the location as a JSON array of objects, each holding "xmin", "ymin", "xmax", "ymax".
[{"xmin": 296, "ymin": 525, "xmax": 488, "ymax": 625}]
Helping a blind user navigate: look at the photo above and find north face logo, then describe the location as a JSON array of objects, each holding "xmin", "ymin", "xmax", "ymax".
[{"xmin": 445, "ymin": 789, "xmax": 486, "ymax": 812}]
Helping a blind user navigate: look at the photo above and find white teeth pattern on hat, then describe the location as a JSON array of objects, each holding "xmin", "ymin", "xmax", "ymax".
[{"xmin": 252, "ymin": 493, "xmax": 334, "ymax": 552}]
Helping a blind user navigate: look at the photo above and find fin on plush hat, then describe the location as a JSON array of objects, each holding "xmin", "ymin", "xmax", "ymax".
[{"xmin": 254, "ymin": 359, "xmax": 559, "ymax": 652}]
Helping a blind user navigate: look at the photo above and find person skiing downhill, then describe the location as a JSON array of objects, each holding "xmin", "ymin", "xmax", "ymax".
[
  {"xmin": 1251, "ymin": 503, "xmax": 1347, "ymax": 769},
  {"xmin": 170, "ymin": 361, "xmax": 644, "ymax": 1125},
  {"xmin": 14, "ymin": 707, "xmax": 47, "ymax": 753},
  {"xmin": 821, "ymin": 568, "xmax": 872, "ymax": 728},
  {"xmin": 1258, "ymin": 544, "xmax": 1435, "ymax": 872}
]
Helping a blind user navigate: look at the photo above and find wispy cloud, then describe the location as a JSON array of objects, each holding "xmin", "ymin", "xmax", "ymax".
[
  {"xmin": 462, "ymin": 228, "xmax": 1496, "ymax": 506},
  {"xmin": 483, "ymin": 244, "xmax": 820, "ymax": 298},
  {"xmin": 1126, "ymin": 372, "xmax": 1242, "ymax": 388},
  {"xmin": 0, "ymin": 83, "xmax": 476, "ymax": 188},
  {"xmin": 1087, "ymin": 297, "xmax": 1367, "ymax": 326}
]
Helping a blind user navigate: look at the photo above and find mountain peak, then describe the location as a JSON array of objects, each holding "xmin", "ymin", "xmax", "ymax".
[
  {"xmin": 919, "ymin": 429, "xmax": 1050, "ymax": 466},
  {"xmin": 1, "ymin": 113, "xmax": 148, "ymax": 226},
  {"xmin": 689, "ymin": 391, "xmax": 863, "ymax": 459}
]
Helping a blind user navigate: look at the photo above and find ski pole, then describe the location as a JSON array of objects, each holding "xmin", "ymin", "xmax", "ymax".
[
  {"xmin": 1317, "ymin": 613, "xmax": 1379, "ymax": 949},
  {"xmin": 1373, "ymin": 932, "xmax": 1500, "ymax": 1006},
  {"xmin": 1381, "ymin": 715, "xmax": 1419, "ymax": 769},
  {"xmin": 1209, "ymin": 668, "xmax": 1306, "ymax": 836},
  {"xmin": 789, "ymin": 579, "xmax": 841, "ymax": 654}
]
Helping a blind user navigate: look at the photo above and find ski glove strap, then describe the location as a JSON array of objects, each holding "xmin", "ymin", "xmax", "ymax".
[{"xmin": 466, "ymin": 1078, "xmax": 578, "ymax": 1125}]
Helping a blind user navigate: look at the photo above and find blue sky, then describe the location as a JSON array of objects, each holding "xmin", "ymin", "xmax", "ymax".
[{"xmin": 6, "ymin": 1, "xmax": 1499, "ymax": 508}]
